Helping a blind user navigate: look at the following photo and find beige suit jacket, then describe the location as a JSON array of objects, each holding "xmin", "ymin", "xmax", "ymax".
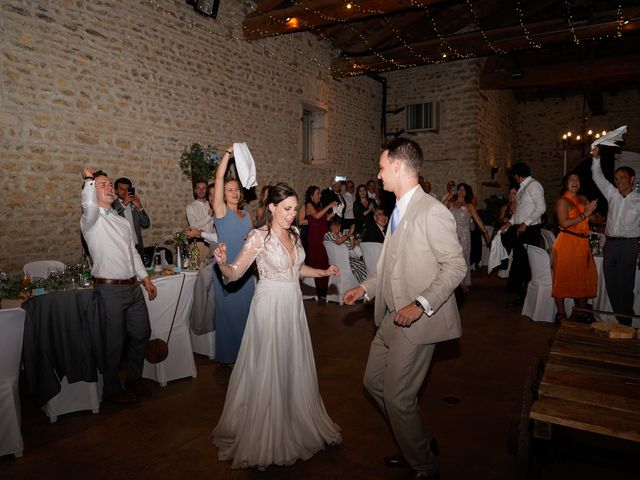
[{"xmin": 361, "ymin": 188, "xmax": 467, "ymax": 345}]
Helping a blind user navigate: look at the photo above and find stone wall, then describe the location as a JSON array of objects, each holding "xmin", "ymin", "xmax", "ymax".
[
  {"xmin": 384, "ymin": 59, "xmax": 484, "ymax": 199},
  {"xmin": 383, "ymin": 59, "xmax": 517, "ymax": 207},
  {"xmin": 0, "ymin": 0, "xmax": 382, "ymax": 271},
  {"xmin": 513, "ymin": 90, "xmax": 640, "ymax": 213}
]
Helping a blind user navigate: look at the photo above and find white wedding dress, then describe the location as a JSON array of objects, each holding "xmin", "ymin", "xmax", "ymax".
[{"xmin": 212, "ymin": 228, "xmax": 341, "ymax": 469}]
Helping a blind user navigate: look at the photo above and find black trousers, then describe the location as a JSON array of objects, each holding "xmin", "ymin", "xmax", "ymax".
[
  {"xmin": 95, "ymin": 283, "xmax": 151, "ymax": 394},
  {"xmin": 501, "ymin": 224, "xmax": 543, "ymax": 297},
  {"xmin": 603, "ymin": 237, "xmax": 639, "ymax": 326}
]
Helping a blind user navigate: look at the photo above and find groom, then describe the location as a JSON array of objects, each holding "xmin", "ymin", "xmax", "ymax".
[{"xmin": 345, "ymin": 138, "xmax": 466, "ymax": 479}]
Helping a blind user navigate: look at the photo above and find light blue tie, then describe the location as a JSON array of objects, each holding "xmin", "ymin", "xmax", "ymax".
[{"xmin": 390, "ymin": 205, "xmax": 400, "ymax": 234}]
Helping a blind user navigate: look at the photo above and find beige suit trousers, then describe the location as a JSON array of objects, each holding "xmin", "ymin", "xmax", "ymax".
[{"xmin": 363, "ymin": 311, "xmax": 437, "ymax": 474}]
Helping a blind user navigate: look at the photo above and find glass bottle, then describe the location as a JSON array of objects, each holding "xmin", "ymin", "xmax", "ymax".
[{"xmin": 81, "ymin": 250, "xmax": 92, "ymax": 287}]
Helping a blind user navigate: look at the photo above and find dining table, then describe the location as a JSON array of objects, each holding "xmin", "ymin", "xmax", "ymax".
[{"xmin": 13, "ymin": 269, "xmax": 204, "ymax": 408}]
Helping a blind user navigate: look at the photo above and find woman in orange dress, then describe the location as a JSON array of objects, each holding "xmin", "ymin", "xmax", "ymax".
[{"xmin": 551, "ymin": 172, "xmax": 598, "ymax": 323}]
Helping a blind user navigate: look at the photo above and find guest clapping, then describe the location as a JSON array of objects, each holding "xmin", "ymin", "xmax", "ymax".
[{"xmin": 551, "ymin": 172, "xmax": 598, "ymax": 323}]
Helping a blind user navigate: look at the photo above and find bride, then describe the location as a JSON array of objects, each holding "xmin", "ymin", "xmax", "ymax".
[{"xmin": 211, "ymin": 182, "xmax": 342, "ymax": 469}]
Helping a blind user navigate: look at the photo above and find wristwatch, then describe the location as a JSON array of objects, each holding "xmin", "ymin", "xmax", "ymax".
[{"xmin": 414, "ymin": 299, "xmax": 425, "ymax": 313}]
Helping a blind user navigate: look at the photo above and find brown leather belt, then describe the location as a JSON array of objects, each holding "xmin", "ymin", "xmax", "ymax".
[{"xmin": 93, "ymin": 277, "xmax": 137, "ymax": 285}]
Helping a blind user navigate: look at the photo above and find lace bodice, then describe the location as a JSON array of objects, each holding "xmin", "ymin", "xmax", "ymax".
[{"xmin": 224, "ymin": 228, "xmax": 305, "ymax": 283}]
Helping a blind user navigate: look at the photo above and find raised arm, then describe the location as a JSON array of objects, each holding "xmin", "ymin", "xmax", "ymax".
[
  {"xmin": 80, "ymin": 166, "xmax": 100, "ymax": 232},
  {"xmin": 213, "ymin": 229, "xmax": 263, "ymax": 282},
  {"xmin": 591, "ymin": 150, "xmax": 616, "ymax": 202},
  {"xmin": 213, "ymin": 145, "xmax": 233, "ymax": 218}
]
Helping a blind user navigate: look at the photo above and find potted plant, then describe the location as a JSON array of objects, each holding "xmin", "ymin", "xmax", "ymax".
[{"xmin": 179, "ymin": 143, "xmax": 219, "ymax": 186}]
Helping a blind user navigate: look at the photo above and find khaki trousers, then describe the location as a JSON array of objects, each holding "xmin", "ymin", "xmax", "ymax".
[{"xmin": 363, "ymin": 311, "xmax": 437, "ymax": 474}]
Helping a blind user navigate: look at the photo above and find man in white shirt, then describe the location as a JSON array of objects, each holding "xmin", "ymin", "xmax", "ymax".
[
  {"xmin": 81, "ymin": 166, "xmax": 157, "ymax": 404},
  {"xmin": 344, "ymin": 138, "xmax": 466, "ymax": 479},
  {"xmin": 366, "ymin": 179, "xmax": 377, "ymax": 202},
  {"xmin": 501, "ymin": 162, "xmax": 546, "ymax": 305},
  {"xmin": 591, "ymin": 146, "xmax": 640, "ymax": 325},
  {"xmin": 342, "ymin": 180, "xmax": 356, "ymax": 229},
  {"xmin": 186, "ymin": 180, "xmax": 216, "ymax": 263}
]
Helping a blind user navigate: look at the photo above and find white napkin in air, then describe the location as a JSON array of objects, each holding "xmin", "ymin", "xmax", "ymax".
[
  {"xmin": 591, "ymin": 125, "xmax": 627, "ymax": 149},
  {"xmin": 232, "ymin": 142, "xmax": 257, "ymax": 188}
]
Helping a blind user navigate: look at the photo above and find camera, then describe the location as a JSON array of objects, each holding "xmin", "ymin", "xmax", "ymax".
[{"xmin": 128, "ymin": 187, "xmax": 136, "ymax": 196}]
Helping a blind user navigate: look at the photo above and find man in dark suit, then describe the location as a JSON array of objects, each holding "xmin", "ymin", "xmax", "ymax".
[
  {"xmin": 114, "ymin": 177, "xmax": 151, "ymax": 256},
  {"xmin": 321, "ymin": 177, "xmax": 345, "ymax": 224},
  {"xmin": 362, "ymin": 207, "xmax": 388, "ymax": 243}
]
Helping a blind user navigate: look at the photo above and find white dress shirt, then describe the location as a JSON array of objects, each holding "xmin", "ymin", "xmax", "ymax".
[
  {"xmin": 122, "ymin": 203, "xmax": 137, "ymax": 245},
  {"xmin": 512, "ymin": 176, "xmax": 545, "ymax": 226},
  {"xmin": 81, "ymin": 179, "xmax": 147, "ymax": 280},
  {"xmin": 592, "ymin": 157, "xmax": 640, "ymax": 238},
  {"xmin": 186, "ymin": 199, "xmax": 215, "ymax": 233},
  {"xmin": 342, "ymin": 191, "xmax": 355, "ymax": 220}
]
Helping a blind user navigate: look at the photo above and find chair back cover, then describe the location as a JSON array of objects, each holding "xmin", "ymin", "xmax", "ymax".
[
  {"xmin": 360, "ymin": 242, "xmax": 382, "ymax": 276},
  {"xmin": 323, "ymin": 241, "xmax": 359, "ymax": 304},
  {"xmin": 540, "ymin": 229, "xmax": 556, "ymax": 252},
  {"xmin": 23, "ymin": 260, "xmax": 65, "ymax": 279},
  {"xmin": 526, "ymin": 245, "xmax": 552, "ymax": 284},
  {"xmin": 143, "ymin": 273, "xmax": 198, "ymax": 385},
  {"xmin": 0, "ymin": 308, "xmax": 26, "ymax": 380},
  {"xmin": 0, "ymin": 307, "xmax": 26, "ymax": 457}
]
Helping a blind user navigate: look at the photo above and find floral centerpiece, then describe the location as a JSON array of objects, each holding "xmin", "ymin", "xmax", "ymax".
[{"xmin": 179, "ymin": 143, "xmax": 219, "ymax": 185}]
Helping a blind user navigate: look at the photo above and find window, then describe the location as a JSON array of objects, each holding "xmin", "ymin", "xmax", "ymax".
[
  {"xmin": 405, "ymin": 102, "xmax": 439, "ymax": 132},
  {"xmin": 302, "ymin": 105, "xmax": 327, "ymax": 165}
]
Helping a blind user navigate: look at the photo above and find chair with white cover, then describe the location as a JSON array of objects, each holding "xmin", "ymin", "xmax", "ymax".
[
  {"xmin": 300, "ymin": 276, "xmax": 318, "ymax": 300},
  {"xmin": 540, "ymin": 229, "xmax": 556, "ymax": 253},
  {"xmin": 189, "ymin": 263, "xmax": 215, "ymax": 360},
  {"xmin": 42, "ymin": 375, "xmax": 102, "ymax": 423},
  {"xmin": 323, "ymin": 241, "xmax": 359, "ymax": 305},
  {"xmin": 480, "ymin": 226, "xmax": 494, "ymax": 267},
  {"xmin": 143, "ymin": 273, "xmax": 198, "ymax": 386},
  {"xmin": 0, "ymin": 308, "xmax": 25, "ymax": 458},
  {"xmin": 23, "ymin": 260, "xmax": 65, "ymax": 279},
  {"xmin": 521, "ymin": 245, "xmax": 556, "ymax": 323},
  {"xmin": 360, "ymin": 241, "xmax": 382, "ymax": 276}
]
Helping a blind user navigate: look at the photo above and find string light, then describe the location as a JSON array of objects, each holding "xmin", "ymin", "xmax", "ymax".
[
  {"xmin": 565, "ymin": 0, "xmax": 581, "ymax": 45},
  {"xmin": 466, "ymin": 0, "xmax": 506, "ymax": 54},
  {"xmin": 515, "ymin": 0, "xmax": 542, "ymax": 48}
]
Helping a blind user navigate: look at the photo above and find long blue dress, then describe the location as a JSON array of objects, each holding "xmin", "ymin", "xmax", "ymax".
[{"xmin": 212, "ymin": 208, "xmax": 255, "ymax": 364}]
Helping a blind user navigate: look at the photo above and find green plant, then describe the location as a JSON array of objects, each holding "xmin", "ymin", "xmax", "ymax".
[{"xmin": 179, "ymin": 143, "xmax": 219, "ymax": 184}]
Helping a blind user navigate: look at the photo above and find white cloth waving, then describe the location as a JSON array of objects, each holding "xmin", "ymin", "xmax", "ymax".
[{"xmin": 233, "ymin": 142, "xmax": 257, "ymax": 189}]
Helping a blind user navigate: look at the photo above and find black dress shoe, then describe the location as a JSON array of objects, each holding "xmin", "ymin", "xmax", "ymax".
[
  {"xmin": 505, "ymin": 297, "xmax": 524, "ymax": 307},
  {"xmin": 384, "ymin": 453, "xmax": 409, "ymax": 468},
  {"xmin": 126, "ymin": 379, "xmax": 152, "ymax": 398},
  {"xmin": 411, "ymin": 471, "xmax": 440, "ymax": 480},
  {"xmin": 104, "ymin": 389, "xmax": 138, "ymax": 404}
]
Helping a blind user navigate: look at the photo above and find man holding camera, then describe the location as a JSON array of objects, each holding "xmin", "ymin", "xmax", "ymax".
[
  {"xmin": 114, "ymin": 177, "xmax": 150, "ymax": 256},
  {"xmin": 321, "ymin": 176, "xmax": 346, "ymax": 226}
]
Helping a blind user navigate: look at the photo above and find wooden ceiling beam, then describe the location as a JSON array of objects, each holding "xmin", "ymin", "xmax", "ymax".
[
  {"xmin": 243, "ymin": 0, "xmax": 450, "ymax": 41},
  {"xmin": 479, "ymin": 54, "xmax": 640, "ymax": 89},
  {"xmin": 332, "ymin": 10, "xmax": 640, "ymax": 77},
  {"xmin": 250, "ymin": 0, "xmax": 290, "ymax": 16}
]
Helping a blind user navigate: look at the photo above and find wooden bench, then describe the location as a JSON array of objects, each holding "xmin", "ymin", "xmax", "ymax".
[{"xmin": 529, "ymin": 322, "xmax": 640, "ymax": 442}]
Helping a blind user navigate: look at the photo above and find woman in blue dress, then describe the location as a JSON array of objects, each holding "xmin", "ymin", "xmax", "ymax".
[{"xmin": 188, "ymin": 145, "xmax": 255, "ymax": 364}]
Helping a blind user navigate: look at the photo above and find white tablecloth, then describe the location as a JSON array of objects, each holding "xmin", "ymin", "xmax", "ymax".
[{"xmin": 592, "ymin": 255, "xmax": 640, "ymax": 327}]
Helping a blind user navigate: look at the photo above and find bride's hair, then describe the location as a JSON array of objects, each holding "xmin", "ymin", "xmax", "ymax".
[{"xmin": 260, "ymin": 183, "xmax": 300, "ymax": 245}]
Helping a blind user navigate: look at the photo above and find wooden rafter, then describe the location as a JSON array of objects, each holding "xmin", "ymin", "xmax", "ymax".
[
  {"xmin": 243, "ymin": 0, "xmax": 450, "ymax": 41},
  {"xmin": 479, "ymin": 54, "xmax": 640, "ymax": 89},
  {"xmin": 332, "ymin": 9, "xmax": 640, "ymax": 77}
]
